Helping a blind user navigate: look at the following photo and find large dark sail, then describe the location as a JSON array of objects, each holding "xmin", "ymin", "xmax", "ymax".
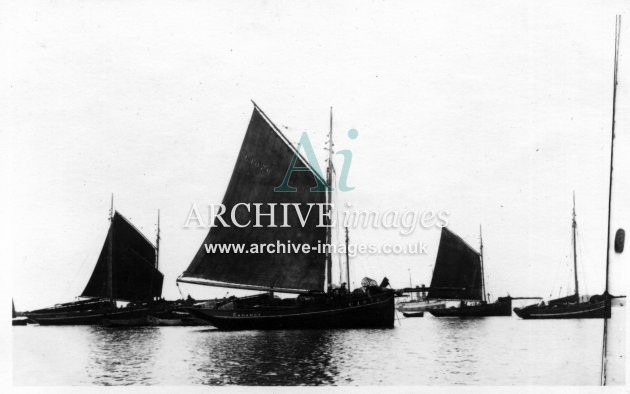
[
  {"xmin": 81, "ymin": 212, "xmax": 163, "ymax": 301},
  {"xmin": 427, "ymin": 227, "xmax": 483, "ymax": 300},
  {"xmin": 179, "ymin": 107, "xmax": 328, "ymax": 293}
]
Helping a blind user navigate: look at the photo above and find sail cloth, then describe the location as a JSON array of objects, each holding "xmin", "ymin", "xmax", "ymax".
[
  {"xmin": 81, "ymin": 212, "xmax": 163, "ymax": 301},
  {"xmin": 548, "ymin": 294, "xmax": 579, "ymax": 305},
  {"xmin": 427, "ymin": 227, "xmax": 483, "ymax": 300},
  {"xmin": 179, "ymin": 107, "xmax": 328, "ymax": 293}
]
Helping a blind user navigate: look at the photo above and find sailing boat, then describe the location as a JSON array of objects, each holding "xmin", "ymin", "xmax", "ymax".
[
  {"xmin": 12, "ymin": 300, "xmax": 28, "ymax": 326},
  {"xmin": 513, "ymin": 198, "xmax": 612, "ymax": 320},
  {"xmin": 428, "ymin": 227, "xmax": 514, "ymax": 317},
  {"xmin": 178, "ymin": 103, "xmax": 396, "ymax": 330},
  {"xmin": 397, "ymin": 288, "xmax": 445, "ymax": 316},
  {"xmin": 515, "ymin": 17, "xmax": 624, "ymax": 323},
  {"xmin": 26, "ymin": 207, "xmax": 168, "ymax": 325}
]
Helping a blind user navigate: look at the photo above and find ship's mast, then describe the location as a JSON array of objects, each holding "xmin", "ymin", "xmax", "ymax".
[
  {"xmin": 107, "ymin": 194, "xmax": 114, "ymax": 302},
  {"xmin": 479, "ymin": 225, "xmax": 487, "ymax": 302},
  {"xmin": 325, "ymin": 107, "xmax": 334, "ymax": 288},
  {"xmin": 149, "ymin": 209, "xmax": 160, "ymax": 301},
  {"xmin": 605, "ymin": 16, "xmax": 621, "ymax": 296},
  {"xmin": 345, "ymin": 227, "xmax": 350, "ymax": 292},
  {"xmin": 601, "ymin": 14, "xmax": 621, "ymax": 387},
  {"xmin": 156, "ymin": 210, "xmax": 161, "ymax": 270},
  {"xmin": 572, "ymin": 192, "xmax": 579, "ymax": 300},
  {"xmin": 408, "ymin": 268, "xmax": 416, "ymax": 301}
]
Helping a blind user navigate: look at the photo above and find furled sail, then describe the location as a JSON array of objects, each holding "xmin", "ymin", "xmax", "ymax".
[
  {"xmin": 179, "ymin": 106, "xmax": 328, "ymax": 293},
  {"xmin": 427, "ymin": 227, "xmax": 483, "ymax": 300},
  {"xmin": 81, "ymin": 212, "xmax": 163, "ymax": 301},
  {"xmin": 548, "ymin": 294, "xmax": 579, "ymax": 306}
]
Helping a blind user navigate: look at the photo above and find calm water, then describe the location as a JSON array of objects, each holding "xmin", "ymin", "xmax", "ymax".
[{"xmin": 13, "ymin": 307, "xmax": 625, "ymax": 385}]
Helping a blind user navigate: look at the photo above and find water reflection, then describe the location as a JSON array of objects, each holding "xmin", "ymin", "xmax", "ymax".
[
  {"xmin": 430, "ymin": 318, "xmax": 486, "ymax": 384},
  {"xmin": 12, "ymin": 311, "xmax": 625, "ymax": 385},
  {"xmin": 85, "ymin": 326, "xmax": 163, "ymax": 385},
  {"xmin": 191, "ymin": 329, "xmax": 339, "ymax": 385}
]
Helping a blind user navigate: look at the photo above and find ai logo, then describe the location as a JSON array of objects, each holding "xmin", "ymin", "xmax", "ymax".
[{"xmin": 274, "ymin": 129, "xmax": 358, "ymax": 193}]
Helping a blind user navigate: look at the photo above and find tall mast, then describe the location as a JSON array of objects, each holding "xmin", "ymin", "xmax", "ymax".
[
  {"xmin": 572, "ymin": 192, "xmax": 579, "ymax": 300},
  {"xmin": 605, "ymin": 15, "xmax": 621, "ymax": 295},
  {"xmin": 602, "ymin": 15, "xmax": 621, "ymax": 387},
  {"xmin": 408, "ymin": 268, "xmax": 412, "ymax": 300},
  {"xmin": 479, "ymin": 225, "xmax": 486, "ymax": 302},
  {"xmin": 156, "ymin": 210, "xmax": 161, "ymax": 270},
  {"xmin": 107, "ymin": 194, "xmax": 114, "ymax": 302},
  {"xmin": 345, "ymin": 226, "xmax": 350, "ymax": 291},
  {"xmin": 325, "ymin": 107, "xmax": 334, "ymax": 288}
]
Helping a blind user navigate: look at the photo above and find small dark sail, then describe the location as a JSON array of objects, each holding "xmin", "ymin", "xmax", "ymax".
[
  {"xmin": 12, "ymin": 299, "xmax": 16, "ymax": 319},
  {"xmin": 180, "ymin": 107, "xmax": 328, "ymax": 293},
  {"xmin": 81, "ymin": 212, "xmax": 163, "ymax": 301},
  {"xmin": 428, "ymin": 227, "xmax": 483, "ymax": 300}
]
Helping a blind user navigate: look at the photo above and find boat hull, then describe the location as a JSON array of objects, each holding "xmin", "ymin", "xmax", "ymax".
[
  {"xmin": 102, "ymin": 316, "xmax": 150, "ymax": 327},
  {"xmin": 429, "ymin": 299, "xmax": 512, "ymax": 317},
  {"xmin": 28, "ymin": 309, "xmax": 115, "ymax": 325},
  {"xmin": 28, "ymin": 302, "xmax": 170, "ymax": 326},
  {"xmin": 147, "ymin": 316, "xmax": 182, "ymax": 326},
  {"xmin": 186, "ymin": 291, "xmax": 395, "ymax": 330},
  {"xmin": 12, "ymin": 318, "xmax": 28, "ymax": 326},
  {"xmin": 146, "ymin": 312, "xmax": 210, "ymax": 326},
  {"xmin": 402, "ymin": 311, "xmax": 424, "ymax": 318},
  {"xmin": 514, "ymin": 299, "xmax": 611, "ymax": 319},
  {"xmin": 397, "ymin": 300, "xmax": 445, "ymax": 312}
]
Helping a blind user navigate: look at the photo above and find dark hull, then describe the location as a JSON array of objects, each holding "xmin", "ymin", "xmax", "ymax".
[
  {"xmin": 402, "ymin": 312, "xmax": 424, "ymax": 318},
  {"xmin": 147, "ymin": 311, "xmax": 211, "ymax": 326},
  {"xmin": 28, "ymin": 308, "xmax": 114, "ymax": 325},
  {"xmin": 514, "ymin": 299, "xmax": 611, "ymax": 319},
  {"xmin": 27, "ymin": 299, "xmax": 114, "ymax": 315},
  {"xmin": 102, "ymin": 316, "xmax": 150, "ymax": 327},
  {"xmin": 12, "ymin": 318, "xmax": 28, "ymax": 326},
  {"xmin": 26, "ymin": 299, "xmax": 114, "ymax": 325},
  {"xmin": 429, "ymin": 299, "xmax": 512, "ymax": 317},
  {"xmin": 186, "ymin": 292, "xmax": 395, "ymax": 330},
  {"xmin": 147, "ymin": 316, "xmax": 182, "ymax": 326},
  {"xmin": 28, "ymin": 303, "xmax": 170, "ymax": 326}
]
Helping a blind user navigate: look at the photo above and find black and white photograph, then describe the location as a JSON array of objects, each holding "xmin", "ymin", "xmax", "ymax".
[{"xmin": 3, "ymin": 0, "xmax": 629, "ymax": 390}]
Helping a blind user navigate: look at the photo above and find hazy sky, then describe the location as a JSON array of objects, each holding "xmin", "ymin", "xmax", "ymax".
[{"xmin": 3, "ymin": 1, "xmax": 629, "ymax": 309}]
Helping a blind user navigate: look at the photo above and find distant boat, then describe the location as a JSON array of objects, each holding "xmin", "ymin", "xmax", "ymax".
[
  {"xmin": 396, "ymin": 271, "xmax": 446, "ymax": 312},
  {"xmin": 513, "ymin": 195, "xmax": 611, "ymax": 319},
  {"xmin": 402, "ymin": 311, "xmax": 424, "ymax": 318},
  {"xmin": 428, "ymin": 227, "xmax": 513, "ymax": 317},
  {"xmin": 147, "ymin": 315, "xmax": 180, "ymax": 326},
  {"xmin": 178, "ymin": 103, "xmax": 396, "ymax": 330},
  {"xmin": 515, "ymin": 17, "xmax": 622, "ymax": 324},
  {"xmin": 397, "ymin": 294, "xmax": 445, "ymax": 313},
  {"xmin": 147, "ymin": 311, "xmax": 210, "ymax": 326},
  {"xmin": 26, "ymin": 208, "xmax": 169, "ymax": 325}
]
